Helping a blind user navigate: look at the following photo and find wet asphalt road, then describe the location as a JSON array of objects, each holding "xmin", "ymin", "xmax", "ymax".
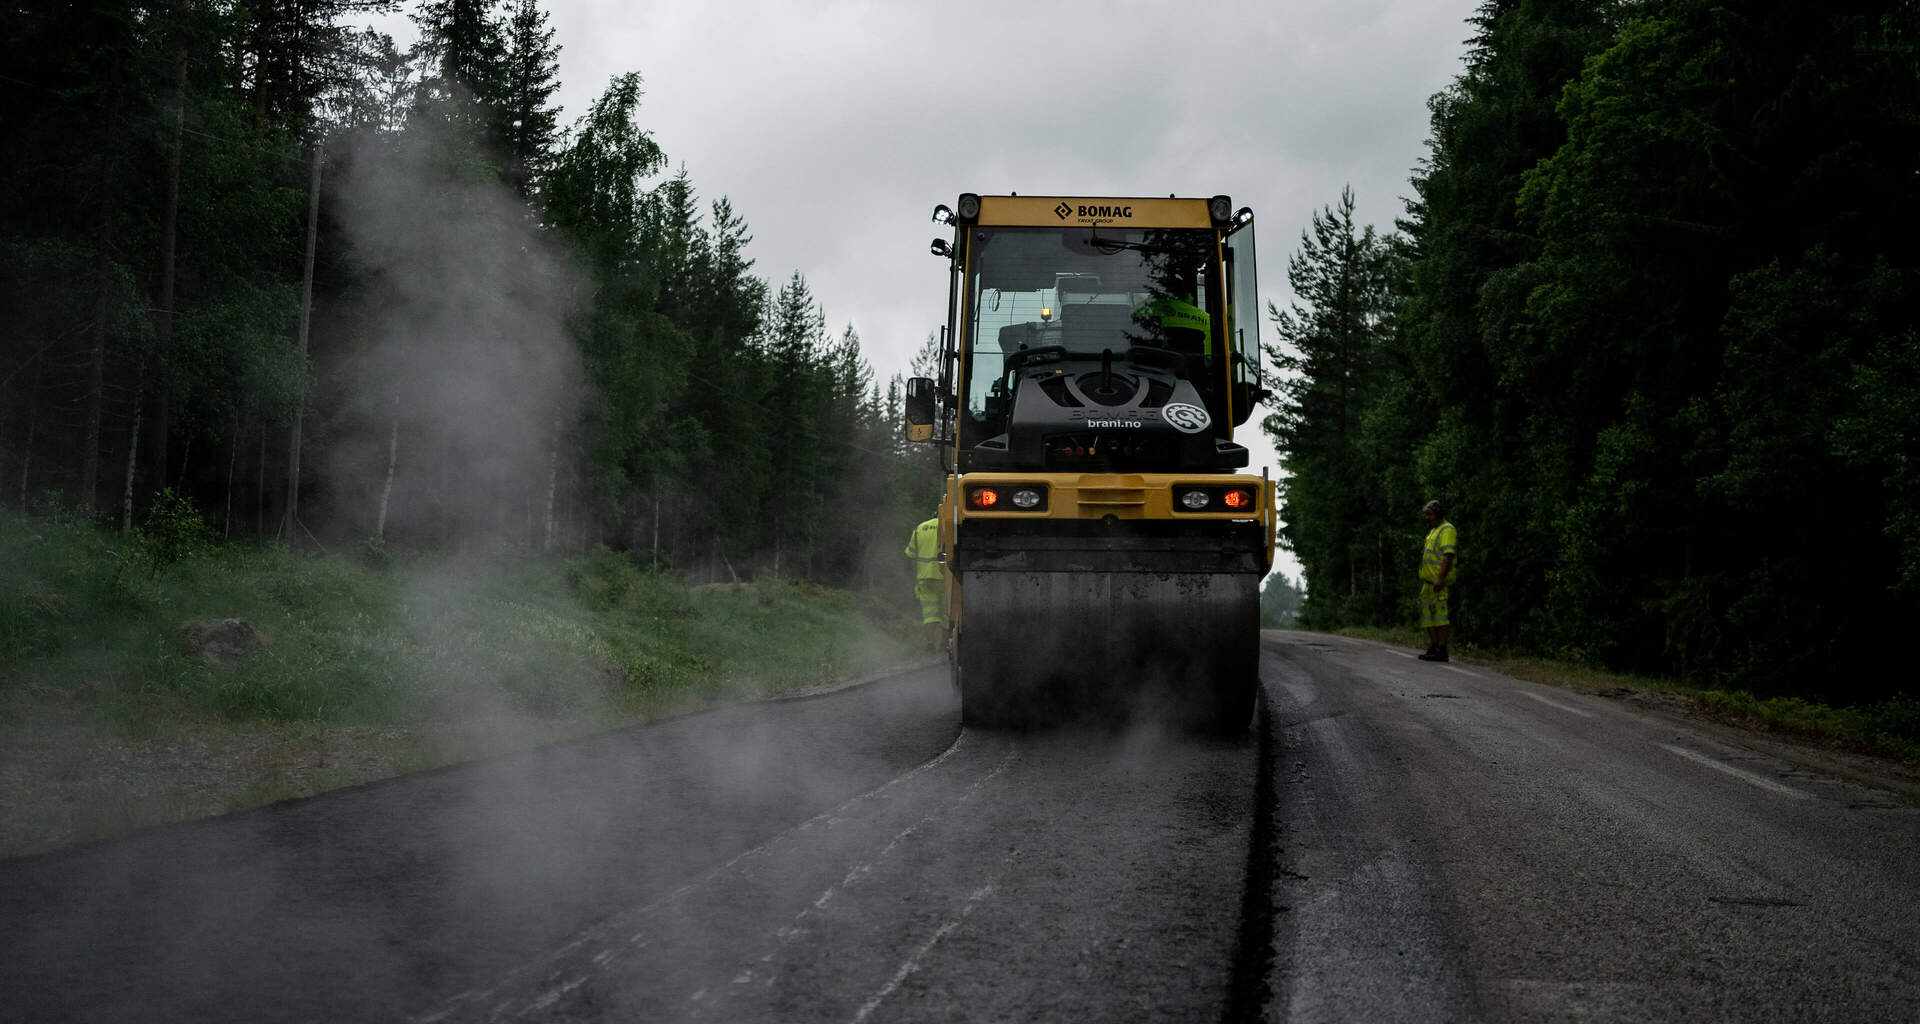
[
  {"xmin": 3, "ymin": 635, "xmax": 1918, "ymax": 1022},
  {"xmin": 1258, "ymin": 632, "xmax": 1920, "ymax": 1023},
  {"xmin": 0, "ymin": 664, "xmax": 1251, "ymax": 1023}
]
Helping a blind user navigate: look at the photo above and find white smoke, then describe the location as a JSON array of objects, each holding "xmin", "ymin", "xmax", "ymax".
[{"xmin": 325, "ymin": 127, "xmax": 586, "ymax": 551}]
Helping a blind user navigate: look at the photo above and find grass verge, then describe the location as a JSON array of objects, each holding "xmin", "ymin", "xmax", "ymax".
[
  {"xmin": 1328, "ymin": 625, "xmax": 1920, "ymax": 767},
  {"xmin": 0, "ymin": 508, "xmax": 921, "ymax": 856}
]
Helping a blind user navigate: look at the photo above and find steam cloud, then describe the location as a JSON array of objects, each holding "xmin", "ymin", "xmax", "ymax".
[{"xmin": 327, "ymin": 128, "xmax": 585, "ymax": 550}]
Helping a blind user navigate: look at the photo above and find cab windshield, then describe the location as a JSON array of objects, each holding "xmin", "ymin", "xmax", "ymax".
[{"xmin": 962, "ymin": 226, "xmax": 1220, "ymax": 442}]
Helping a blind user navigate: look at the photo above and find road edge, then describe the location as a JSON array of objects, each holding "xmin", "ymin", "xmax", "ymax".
[{"xmin": 1275, "ymin": 630, "xmax": 1920, "ymax": 806}]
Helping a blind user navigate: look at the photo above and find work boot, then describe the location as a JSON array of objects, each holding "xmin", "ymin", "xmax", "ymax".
[{"xmin": 1418, "ymin": 645, "xmax": 1449, "ymax": 662}]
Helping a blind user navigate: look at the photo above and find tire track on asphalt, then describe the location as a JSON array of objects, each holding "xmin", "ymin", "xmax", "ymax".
[
  {"xmin": 415, "ymin": 729, "xmax": 994, "ymax": 1024},
  {"xmin": 847, "ymin": 875, "xmax": 1006, "ymax": 1024},
  {"xmin": 694, "ymin": 741, "xmax": 1020, "ymax": 1015}
]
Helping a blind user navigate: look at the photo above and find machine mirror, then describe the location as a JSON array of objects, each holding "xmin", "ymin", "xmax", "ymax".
[
  {"xmin": 904, "ymin": 376, "xmax": 936, "ymax": 442},
  {"xmin": 1232, "ymin": 382, "xmax": 1265, "ymax": 426},
  {"xmin": 1230, "ymin": 353, "xmax": 1269, "ymax": 426}
]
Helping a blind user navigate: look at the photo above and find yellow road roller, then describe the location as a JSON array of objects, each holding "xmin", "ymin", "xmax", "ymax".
[{"xmin": 904, "ymin": 194, "xmax": 1276, "ymax": 731}]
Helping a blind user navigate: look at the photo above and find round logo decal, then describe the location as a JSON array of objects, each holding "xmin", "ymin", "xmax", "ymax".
[{"xmin": 1163, "ymin": 402, "xmax": 1210, "ymax": 434}]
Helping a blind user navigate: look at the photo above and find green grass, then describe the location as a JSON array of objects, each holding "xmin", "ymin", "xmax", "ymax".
[
  {"xmin": 1, "ymin": 507, "xmax": 919, "ymax": 734},
  {"xmin": 0, "ymin": 506, "xmax": 924, "ymax": 854},
  {"xmin": 1327, "ymin": 624, "xmax": 1920, "ymax": 766}
]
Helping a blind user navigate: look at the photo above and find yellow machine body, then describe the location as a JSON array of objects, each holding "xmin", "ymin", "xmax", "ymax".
[{"xmin": 912, "ymin": 194, "xmax": 1274, "ymax": 729}]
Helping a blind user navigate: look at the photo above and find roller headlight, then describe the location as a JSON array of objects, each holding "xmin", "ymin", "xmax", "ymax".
[
  {"xmin": 966, "ymin": 483, "xmax": 1046, "ymax": 511},
  {"xmin": 1173, "ymin": 485, "xmax": 1258, "ymax": 514}
]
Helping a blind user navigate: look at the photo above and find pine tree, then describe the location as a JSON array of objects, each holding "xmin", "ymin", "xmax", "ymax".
[
  {"xmin": 497, "ymin": 0, "xmax": 562, "ymax": 197},
  {"xmin": 755, "ymin": 273, "xmax": 831, "ymax": 573},
  {"xmin": 1264, "ymin": 188, "xmax": 1397, "ymax": 626},
  {"xmin": 247, "ymin": 0, "xmax": 395, "ymax": 141},
  {"xmin": 409, "ymin": 0, "xmax": 509, "ymax": 173}
]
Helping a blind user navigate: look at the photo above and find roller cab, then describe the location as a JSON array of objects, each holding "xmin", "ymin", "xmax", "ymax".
[{"xmin": 906, "ymin": 194, "xmax": 1274, "ymax": 731}]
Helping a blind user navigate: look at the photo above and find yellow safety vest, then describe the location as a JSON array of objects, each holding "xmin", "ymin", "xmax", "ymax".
[
  {"xmin": 906, "ymin": 518, "xmax": 944, "ymax": 581},
  {"xmin": 1138, "ymin": 297, "xmax": 1213, "ymax": 355},
  {"xmin": 1420, "ymin": 522, "xmax": 1458, "ymax": 584},
  {"xmin": 1153, "ymin": 297, "xmax": 1209, "ymax": 333}
]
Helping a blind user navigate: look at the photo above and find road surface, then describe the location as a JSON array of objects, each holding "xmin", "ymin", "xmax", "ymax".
[
  {"xmin": 2, "ymin": 633, "xmax": 1915, "ymax": 1021},
  {"xmin": 1256, "ymin": 632, "xmax": 1920, "ymax": 1022}
]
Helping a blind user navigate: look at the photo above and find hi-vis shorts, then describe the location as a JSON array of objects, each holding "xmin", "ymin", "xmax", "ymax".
[
  {"xmin": 1419, "ymin": 582, "xmax": 1450, "ymax": 628},
  {"xmin": 915, "ymin": 580, "xmax": 947, "ymax": 626}
]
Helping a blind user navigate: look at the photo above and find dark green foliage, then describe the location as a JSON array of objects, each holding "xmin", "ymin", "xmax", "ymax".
[
  {"xmin": 1264, "ymin": 187, "xmax": 1409, "ymax": 628},
  {"xmin": 1272, "ymin": 0, "xmax": 1919, "ymax": 706},
  {"xmin": 542, "ymin": 71, "xmax": 664, "ymax": 267},
  {"xmin": 497, "ymin": 0, "xmax": 563, "ymax": 197},
  {"xmin": 1394, "ymin": 0, "xmax": 1621, "ymax": 651},
  {"xmin": 1, "ymin": 0, "xmax": 928, "ymax": 597},
  {"xmin": 138, "ymin": 488, "xmax": 215, "ymax": 572},
  {"xmin": 410, "ymin": 0, "xmax": 510, "ymax": 150}
]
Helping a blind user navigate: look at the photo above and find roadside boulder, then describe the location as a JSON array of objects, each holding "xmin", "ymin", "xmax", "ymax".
[{"xmin": 183, "ymin": 619, "xmax": 267, "ymax": 662}]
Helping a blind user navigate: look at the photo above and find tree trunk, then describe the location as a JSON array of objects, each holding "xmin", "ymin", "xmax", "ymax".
[
  {"xmin": 17, "ymin": 354, "xmax": 42, "ymax": 509},
  {"xmin": 256, "ymin": 415, "xmax": 266, "ymax": 537},
  {"xmin": 542, "ymin": 429, "xmax": 558, "ymax": 551},
  {"xmin": 154, "ymin": 12, "xmax": 188, "ymax": 488},
  {"xmin": 81, "ymin": 110, "xmax": 121, "ymax": 521},
  {"xmin": 121, "ymin": 373, "xmax": 145, "ymax": 533},
  {"xmin": 375, "ymin": 412, "xmax": 397, "ymax": 542},
  {"xmin": 280, "ymin": 144, "xmax": 322, "ymax": 540},
  {"xmin": 1377, "ymin": 532, "xmax": 1386, "ymax": 596},
  {"xmin": 224, "ymin": 403, "xmax": 241, "ymax": 537}
]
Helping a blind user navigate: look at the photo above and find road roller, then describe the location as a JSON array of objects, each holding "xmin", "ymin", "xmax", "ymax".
[{"xmin": 903, "ymin": 193, "xmax": 1277, "ymax": 731}]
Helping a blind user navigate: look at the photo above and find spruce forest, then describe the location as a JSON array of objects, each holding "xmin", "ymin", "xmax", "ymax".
[
  {"xmin": 7, "ymin": 0, "xmax": 1918, "ymax": 711},
  {"xmin": 1266, "ymin": 0, "xmax": 1918, "ymax": 704},
  {"xmin": 0, "ymin": 0, "xmax": 938, "ymax": 589}
]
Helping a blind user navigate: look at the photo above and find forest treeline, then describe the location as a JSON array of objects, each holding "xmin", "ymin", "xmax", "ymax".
[
  {"xmin": 1267, "ymin": 0, "xmax": 1918, "ymax": 701},
  {"xmin": 0, "ymin": 0, "xmax": 938, "ymax": 589}
]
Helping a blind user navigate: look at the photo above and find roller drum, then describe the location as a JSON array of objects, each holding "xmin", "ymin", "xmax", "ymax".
[{"xmin": 956, "ymin": 569, "xmax": 1257, "ymax": 731}]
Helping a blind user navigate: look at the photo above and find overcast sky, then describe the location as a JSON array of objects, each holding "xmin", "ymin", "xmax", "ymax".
[{"xmin": 373, "ymin": 0, "xmax": 1484, "ymax": 582}]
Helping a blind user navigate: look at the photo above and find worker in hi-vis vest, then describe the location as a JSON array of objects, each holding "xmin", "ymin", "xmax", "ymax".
[
  {"xmin": 905, "ymin": 515, "xmax": 947, "ymax": 653},
  {"xmin": 1418, "ymin": 500, "xmax": 1458, "ymax": 662},
  {"xmin": 1136, "ymin": 295, "xmax": 1211, "ymax": 355}
]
